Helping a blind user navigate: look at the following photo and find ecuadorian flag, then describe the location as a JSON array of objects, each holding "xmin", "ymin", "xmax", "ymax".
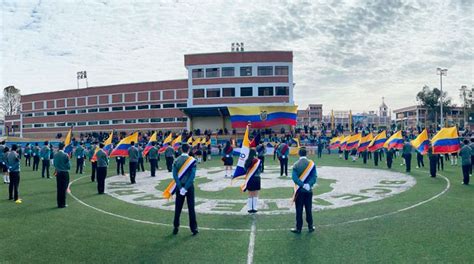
[
  {"xmin": 329, "ymin": 136, "xmax": 341, "ymax": 150},
  {"xmin": 143, "ymin": 132, "xmax": 157, "ymax": 156},
  {"xmin": 232, "ymin": 125, "xmax": 251, "ymax": 179},
  {"xmin": 384, "ymin": 131, "xmax": 404, "ymax": 150},
  {"xmin": 357, "ymin": 133, "xmax": 373, "ymax": 152},
  {"xmin": 411, "ymin": 129, "xmax": 430, "ymax": 155},
  {"xmin": 340, "ymin": 135, "xmax": 350, "ymax": 150},
  {"xmin": 228, "ymin": 106, "xmax": 297, "ymax": 128},
  {"xmin": 91, "ymin": 131, "xmax": 114, "ymax": 162},
  {"xmin": 346, "ymin": 133, "xmax": 361, "ymax": 150},
  {"xmin": 110, "ymin": 132, "xmax": 138, "ymax": 157},
  {"xmin": 159, "ymin": 133, "xmax": 174, "ymax": 153},
  {"xmin": 172, "ymin": 135, "xmax": 182, "ymax": 150},
  {"xmin": 431, "ymin": 127, "xmax": 460, "ymax": 154},
  {"xmin": 368, "ymin": 130, "xmax": 387, "ymax": 152},
  {"xmin": 64, "ymin": 128, "xmax": 73, "ymax": 156}
]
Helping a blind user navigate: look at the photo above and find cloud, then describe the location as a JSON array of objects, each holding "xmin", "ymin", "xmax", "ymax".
[{"xmin": 0, "ymin": 0, "xmax": 472, "ymax": 115}]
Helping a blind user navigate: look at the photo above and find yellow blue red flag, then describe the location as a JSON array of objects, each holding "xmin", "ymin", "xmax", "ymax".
[
  {"xmin": 232, "ymin": 124, "xmax": 251, "ymax": 179},
  {"xmin": 110, "ymin": 132, "xmax": 138, "ymax": 157},
  {"xmin": 368, "ymin": 130, "xmax": 387, "ymax": 152},
  {"xmin": 159, "ymin": 133, "xmax": 174, "ymax": 153},
  {"xmin": 91, "ymin": 131, "xmax": 113, "ymax": 162},
  {"xmin": 340, "ymin": 135, "xmax": 350, "ymax": 150},
  {"xmin": 346, "ymin": 133, "xmax": 361, "ymax": 150},
  {"xmin": 143, "ymin": 131, "xmax": 157, "ymax": 156},
  {"xmin": 431, "ymin": 127, "xmax": 460, "ymax": 154},
  {"xmin": 172, "ymin": 135, "xmax": 182, "ymax": 150},
  {"xmin": 358, "ymin": 133, "xmax": 374, "ymax": 152},
  {"xmin": 64, "ymin": 127, "xmax": 73, "ymax": 156},
  {"xmin": 411, "ymin": 129, "xmax": 430, "ymax": 155},
  {"xmin": 228, "ymin": 106, "xmax": 297, "ymax": 128},
  {"xmin": 329, "ymin": 136, "xmax": 341, "ymax": 150},
  {"xmin": 384, "ymin": 131, "xmax": 404, "ymax": 150}
]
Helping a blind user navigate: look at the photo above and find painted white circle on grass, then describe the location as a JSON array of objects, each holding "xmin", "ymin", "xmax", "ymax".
[{"xmin": 105, "ymin": 166, "xmax": 416, "ymax": 215}]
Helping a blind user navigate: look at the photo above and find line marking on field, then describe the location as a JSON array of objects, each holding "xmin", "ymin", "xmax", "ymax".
[
  {"xmin": 68, "ymin": 173, "xmax": 451, "ymax": 232},
  {"xmin": 247, "ymin": 215, "xmax": 257, "ymax": 264}
]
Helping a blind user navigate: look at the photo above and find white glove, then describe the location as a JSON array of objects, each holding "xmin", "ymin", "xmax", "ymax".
[
  {"xmin": 303, "ymin": 183, "xmax": 311, "ymax": 191},
  {"xmin": 180, "ymin": 187, "xmax": 187, "ymax": 196}
]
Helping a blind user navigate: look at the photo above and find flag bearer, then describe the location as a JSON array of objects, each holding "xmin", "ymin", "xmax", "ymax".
[
  {"xmin": 128, "ymin": 141, "xmax": 139, "ymax": 184},
  {"xmin": 291, "ymin": 147, "xmax": 317, "ymax": 234},
  {"xmin": 402, "ymin": 139, "xmax": 412, "ymax": 173},
  {"xmin": 243, "ymin": 149, "xmax": 262, "ymax": 213},
  {"xmin": 386, "ymin": 148, "xmax": 394, "ymax": 169},
  {"xmin": 53, "ymin": 143, "xmax": 70, "ymax": 208},
  {"xmin": 428, "ymin": 144, "xmax": 437, "ymax": 178}
]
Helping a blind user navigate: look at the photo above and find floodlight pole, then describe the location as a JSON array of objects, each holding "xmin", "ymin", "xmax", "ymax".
[{"xmin": 437, "ymin": 68, "xmax": 447, "ymax": 128}]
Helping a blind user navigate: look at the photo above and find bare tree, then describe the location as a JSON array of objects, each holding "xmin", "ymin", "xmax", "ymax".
[{"xmin": 2, "ymin": 86, "xmax": 21, "ymax": 116}]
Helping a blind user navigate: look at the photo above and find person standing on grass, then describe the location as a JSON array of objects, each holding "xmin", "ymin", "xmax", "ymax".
[
  {"xmin": 428, "ymin": 144, "xmax": 437, "ymax": 178},
  {"xmin": 291, "ymin": 147, "xmax": 316, "ymax": 234},
  {"xmin": 128, "ymin": 141, "xmax": 139, "ymax": 184},
  {"xmin": 137, "ymin": 144, "xmax": 145, "ymax": 172},
  {"xmin": 416, "ymin": 148, "xmax": 424, "ymax": 169},
  {"xmin": 165, "ymin": 144, "xmax": 175, "ymax": 171},
  {"xmin": 6, "ymin": 145, "xmax": 21, "ymax": 204},
  {"xmin": 96, "ymin": 143, "xmax": 109, "ymax": 194},
  {"xmin": 116, "ymin": 155, "xmax": 125, "ymax": 176},
  {"xmin": 40, "ymin": 141, "xmax": 51, "ymax": 178},
  {"xmin": 222, "ymin": 141, "xmax": 234, "ymax": 178},
  {"xmin": 386, "ymin": 148, "xmax": 394, "ymax": 169},
  {"xmin": 0, "ymin": 141, "xmax": 8, "ymax": 184},
  {"xmin": 277, "ymin": 141, "xmax": 289, "ymax": 177},
  {"xmin": 24, "ymin": 143, "xmax": 31, "ymax": 167},
  {"xmin": 256, "ymin": 142, "xmax": 266, "ymax": 173},
  {"xmin": 32, "ymin": 143, "xmax": 40, "ymax": 171},
  {"xmin": 470, "ymin": 138, "xmax": 474, "ymax": 175},
  {"xmin": 89, "ymin": 143, "xmax": 97, "ymax": 182},
  {"xmin": 75, "ymin": 142, "xmax": 85, "ymax": 174},
  {"xmin": 148, "ymin": 142, "xmax": 159, "ymax": 177},
  {"xmin": 53, "ymin": 143, "xmax": 70, "ymax": 208},
  {"xmin": 172, "ymin": 143, "xmax": 198, "ymax": 236},
  {"xmin": 243, "ymin": 149, "xmax": 261, "ymax": 213},
  {"xmin": 402, "ymin": 139, "xmax": 412, "ymax": 173},
  {"xmin": 459, "ymin": 139, "xmax": 471, "ymax": 185}
]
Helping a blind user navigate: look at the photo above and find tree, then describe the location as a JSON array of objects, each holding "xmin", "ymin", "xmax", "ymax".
[
  {"xmin": 2, "ymin": 86, "xmax": 21, "ymax": 116},
  {"xmin": 459, "ymin": 85, "xmax": 473, "ymax": 127},
  {"xmin": 416, "ymin": 85, "xmax": 451, "ymax": 124}
]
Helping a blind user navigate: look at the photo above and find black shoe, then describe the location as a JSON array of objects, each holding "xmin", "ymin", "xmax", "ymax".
[
  {"xmin": 192, "ymin": 230, "xmax": 199, "ymax": 236},
  {"xmin": 308, "ymin": 226, "xmax": 316, "ymax": 233},
  {"xmin": 290, "ymin": 228, "xmax": 301, "ymax": 234},
  {"xmin": 172, "ymin": 228, "xmax": 179, "ymax": 235}
]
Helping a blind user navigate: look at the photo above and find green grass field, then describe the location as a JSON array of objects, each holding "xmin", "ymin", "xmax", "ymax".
[{"xmin": 1, "ymin": 153, "xmax": 472, "ymax": 263}]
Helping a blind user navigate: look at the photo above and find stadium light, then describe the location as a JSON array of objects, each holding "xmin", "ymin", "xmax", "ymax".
[{"xmin": 436, "ymin": 68, "xmax": 447, "ymax": 127}]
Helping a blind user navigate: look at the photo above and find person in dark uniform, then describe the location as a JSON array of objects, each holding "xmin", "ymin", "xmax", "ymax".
[
  {"xmin": 344, "ymin": 149, "xmax": 349, "ymax": 160},
  {"xmin": 40, "ymin": 141, "xmax": 51, "ymax": 178},
  {"xmin": 374, "ymin": 149, "xmax": 380, "ymax": 166},
  {"xmin": 165, "ymin": 145, "xmax": 175, "ymax": 172},
  {"xmin": 116, "ymin": 156, "xmax": 125, "ymax": 175},
  {"xmin": 137, "ymin": 144, "xmax": 145, "ymax": 172},
  {"xmin": 386, "ymin": 148, "xmax": 394, "ymax": 169},
  {"xmin": 437, "ymin": 153, "xmax": 444, "ymax": 171},
  {"xmin": 459, "ymin": 139, "xmax": 471, "ymax": 185},
  {"xmin": 75, "ymin": 142, "xmax": 85, "ymax": 174},
  {"xmin": 277, "ymin": 141, "xmax": 289, "ymax": 177},
  {"xmin": 0, "ymin": 141, "xmax": 8, "ymax": 184},
  {"xmin": 428, "ymin": 144, "xmax": 437, "ymax": 178},
  {"xmin": 362, "ymin": 150, "xmax": 368, "ymax": 164},
  {"xmin": 256, "ymin": 142, "xmax": 266, "ymax": 172},
  {"xmin": 172, "ymin": 143, "xmax": 198, "ymax": 235},
  {"xmin": 6, "ymin": 145, "xmax": 21, "ymax": 203},
  {"xmin": 32, "ymin": 143, "xmax": 40, "ymax": 171},
  {"xmin": 402, "ymin": 140, "xmax": 412, "ymax": 172},
  {"xmin": 470, "ymin": 138, "xmax": 474, "ymax": 175},
  {"xmin": 89, "ymin": 144, "xmax": 97, "ymax": 182},
  {"xmin": 273, "ymin": 142, "xmax": 280, "ymax": 161},
  {"xmin": 96, "ymin": 143, "xmax": 109, "ymax": 194},
  {"xmin": 244, "ymin": 149, "xmax": 261, "ymax": 213},
  {"xmin": 317, "ymin": 138, "xmax": 323, "ymax": 159},
  {"xmin": 291, "ymin": 147, "xmax": 317, "ymax": 234},
  {"xmin": 222, "ymin": 141, "xmax": 234, "ymax": 177},
  {"xmin": 128, "ymin": 141, "xmax": 139, "ymax": 184},
  {"xmin": 416, "ymin": 150, "xmax": 424, "ymax": 168},
  {"xmin": 202, "ymin": 144, "xmax": 208, "ymax": 162},
  {"xmin": 53, "ymin": 143, "xmax": 70, "ymax": 208},
  {"xmin": 148, "ymin": 142, "xmax": 159, "ymax": 177},
  {"xmin": 24, "ymin": 143, "xmax": 32, "ymax": 167}
]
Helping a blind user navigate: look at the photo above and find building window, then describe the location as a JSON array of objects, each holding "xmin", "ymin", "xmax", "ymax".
[
  {"xmin": 240, "ymin": 66, "xmax": 252, "ymax": 76},
  {"xmin": 138, "ymin": 118, "xmax": 149, "ymax": 123},
  {"xmin": 222, "ymin": 87, "xmax": 235, "ymax": 97},
  {"xmin": 137, "ymin": 105, "xmax": 149, "ymax": 110},
  {"xmin": 176, "ymin": 117, "xmax": 187, "ymax": 122},
  {"xmin": 275, "ymin": 86, "xmax": 289, "ymax": 96},
  {"xmin": 163, "ymin": 103, "xmax": 175, "ymax": 109},
  {"xmin": 99, "ymin": 120, "xmax": 109, "ymax": 125},
  {"xmin": 240, "ymin": 87, "xmax": 253, "ymax": 97},
  {"xmin": 34, "ymin": 124, "xmax": 44, "ymax": 128},
  {"xmin": 112, "ymin": 106, "xmax": 123, "ymax": 111},
  {"xmin": 46, "ymin": 123, "xmax": 55, "ymax": 128},
  {"xmin": 47, "ymin": 111, "xmax": 55, "ymax": 116},
  {"xmin": 257, "ymin": 66, "xmax": 273, "ymax": 76},
  {"xmin": 56, "ymin": 123, "xmax": 66, "ymax": 127},
  {"xmin": 176, "ymin": 103, "xmax": 187, "ymax": 108},
  {"xmin": 56, "ymin": 110, "xmax": 66, "ymax": 115},
  {"xmin": 221, "ymin": 67, "xmax": 235, "ymax": 77},
  {"xmin": 206, "ymin": 68, "xmax": 220, "ymax": 78},
  {"xmin": 193, "ymin": 89, "xmax": 205, "ymax": 98},
  {"xmin": 125, "ymin": 106, "xmax": 136, "ymax": 111},
  {"xmin": 112, "ymin": 120, "xmax": 123, "ymax": 124},
  {"xmin": 125, "ymin": 119, "xmax": 137, "ymax": 124},
  {"xmin": 67, "ymin": 110, "xmax": 76, "ymax": 114},
  {"xmin": 22, "ymin": 124, "xmax": 32, "ymax": 129},
  {"xmin": 150, "ymin": 104, "xmax": 161, "ymax": 109},
  {"xmin": 77, "ymin": 122, "xmax": 87, "ymax": 126},
  {"xmin": 88, "ymin": 121, "xmax": 98, "ymax": 126},
  {"xmin": 192, "ymin": 69, "xmax": 204, "ymax": 78},
  {"xmin": 150, "ymin": 118, "xmax": 161, "ymax": 123},
  {"xmin": 34, "ymin": 112, "xmax": 44, "ymax": 117},
  {"xmin": 67, "ymin": 122, "xmax": 76, "ymax": 127},
  {"xmin": 163, "ymin": 118, "xmax": 175, "ymax": 122},
  {"xmin": 99, "ymin": 107, "xmax": 109, "ymax": 112},
  {"xmin": 24, "ymin": 113, "xmax": 33, "ymax": 117},
  {"xmin": 206, "ymin": 88, "xmax": 221, "ymax": 98},
  {"xmin": 275, "ymin": 66, "xmax": 289, "ymax": 75},
  {"xmin": 258, "ymin": 87, "xmax": 274, "ymax": 96},
  {"xmin": 88, "ymin": 108, "xmax": 98, "ymax": 113},
  {"xmin": 77, "ymin": 109, "xmax": 87, "ymax": 114}
]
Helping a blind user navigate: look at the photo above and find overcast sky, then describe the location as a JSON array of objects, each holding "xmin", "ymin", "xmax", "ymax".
[{"xmin": 1, "ymin": 0, "xmax": 472, "ymax": 115}]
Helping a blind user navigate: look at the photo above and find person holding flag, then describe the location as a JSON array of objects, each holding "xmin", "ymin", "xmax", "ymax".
[
  {"xmin": 241, "ymin": 149, "xmax": 262, "ymax": 213},
  {"xmin": 291, "ymin": 147, "xmax": 317, "ymax": 234},
  {"xmin": 427, "ymin": 143, "xmax": 437, "ymax": 178},
  {"xmin": 53, "ymin": 142, "xmax": 70, "ymax": 208},
  {"xmin": 163, "ymin": 143, "xmax": 198, "ymax": 236},
  {"xmin": 89, "ymin": 142, "xmax": 98, "ymax": 182},
  {"xmin": 75, "ymin": 142, "xmax": 85, "ymax": 174},
  {"xmin": 110, "ymin": 132, "xmax": 138, "ymax": 176},
  {"xmin": 222, "ymin": 140, "xmax": 234, "ymax": 177},
  {"xmin": 411, "ymin": 129, "xmax": 429, "ymax": 169},
  {"xmin": 402, "ymin": 138, "xmax": 413, "ymax": 172},
  {"xmin": 143, "ymin": 131, "xmax": 157, "ymax": 157},
  {"xmin": 165, "ymin": 144, "xmax": 175, "ymax": 172}
]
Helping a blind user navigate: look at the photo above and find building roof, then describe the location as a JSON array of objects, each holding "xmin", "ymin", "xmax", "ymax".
[{"xmin": 184, "ymin": 51, "xmax": 293, "ymax": 66}]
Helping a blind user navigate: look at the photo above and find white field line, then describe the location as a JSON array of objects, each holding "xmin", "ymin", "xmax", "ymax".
[{"xmin": 247, "ymin": 216, "xmax": 257, "ymax": 264}]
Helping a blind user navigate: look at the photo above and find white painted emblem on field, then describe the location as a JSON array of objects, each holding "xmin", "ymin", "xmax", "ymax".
[{"xmin": 105, "ymin": 166, "xmax": 416, "ymax": 215}]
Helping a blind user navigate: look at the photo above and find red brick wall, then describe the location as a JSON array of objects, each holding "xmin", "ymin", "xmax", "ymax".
[
  {"xmin": 112, "ymin": 94, "xmax": 122, "ymax": 103},
  {"xmin": 192, "ymin": 76, "xmax": 288, "ymax": 86},
  {"xmin": 163, "ymin": 91, "xmax": 174, "ymax": 100},
  {"xmin": 193, "ymin": 96, "xmax": 289, "ymax": 105}
]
